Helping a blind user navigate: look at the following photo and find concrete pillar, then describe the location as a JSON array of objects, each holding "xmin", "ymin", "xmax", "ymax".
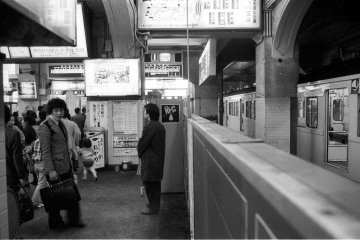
[
  {"xmin": 255, "ymin": 38, "xmax": 298, "ymax": 153},
  {"xmin": 0, "ymin": 54, "xmax": 9, "ymax": 239}
]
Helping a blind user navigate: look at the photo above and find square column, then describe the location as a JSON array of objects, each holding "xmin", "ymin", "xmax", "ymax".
[{"xmin": 255, "ymin": 38, "xmax": 299, "ymax": 153}]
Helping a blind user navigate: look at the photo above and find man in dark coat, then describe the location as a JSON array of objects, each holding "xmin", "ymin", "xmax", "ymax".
[
  {"xmin": 5, "ymin": 105, "xmax": 27, "ymax": 192},
  {"xmin": 137, "ymin": 103, "xmax": 166, "ymax": 215},
  {"xmin": 38, "ymin": 98, "xmax": 84, "ymax": 229},
  {"xmin": 72, "ymin": 107, "xmax": 86, "ymax": 147}
]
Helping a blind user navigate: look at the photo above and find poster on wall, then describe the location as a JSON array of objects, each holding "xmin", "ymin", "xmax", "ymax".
[
  {"xmin": 89, "ymin": 101, "xmax": 108, "ymax": 128},
  {"xmin": 137, "ymin": 0, "xmax": 261, "ymax": 30},
  {"xmin": 90, "ymin": 132, "xmax": 105, "ymax": 169},
  {"xmin": 161, "ymin": 104, "xmax": 180, "ymax": 123},
  {"xmin": 113, "ymin": 101, "xmax": 138, "ymax": 134},
  {"xmin": 84, "ymin": 59, "xmax": 140, "ymax": 96},
  {"xmin": 351, "ymin": 79, "xmax": 359, "ymax": 94}
]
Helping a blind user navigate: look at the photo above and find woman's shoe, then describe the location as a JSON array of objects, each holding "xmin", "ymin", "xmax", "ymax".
[
  {"xmin": 94, "ymin": 177, "xmax": 98, "ymax": 181},
  {"xmin": 81, "ymin": 177, "xmax": 87, "ymax": 180}
]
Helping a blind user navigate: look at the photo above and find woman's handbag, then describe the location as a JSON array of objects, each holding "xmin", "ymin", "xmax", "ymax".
[
  {"xmin": 40, "ymin": 175, "xmax": 81, "ymax": 213},
  {"xmin": 17, "ymin": 186, "xmax": 34, "ymax": 224}
]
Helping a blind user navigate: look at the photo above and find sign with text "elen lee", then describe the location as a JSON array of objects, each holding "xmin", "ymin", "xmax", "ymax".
[{"xmin": 145, "ymin": 64, "xmax": 183, "ymax": 78}]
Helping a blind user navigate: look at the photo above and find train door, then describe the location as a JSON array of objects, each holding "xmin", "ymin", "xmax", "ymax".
[
  {"xmin": 326, "ymin": 88, "xmax": 349, "ymax": 169},
  {"xmin": 240, "ymin": 99, "xmax": 244, "ymax": 131}
]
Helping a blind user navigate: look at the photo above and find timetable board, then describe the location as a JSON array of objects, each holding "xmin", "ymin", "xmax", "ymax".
[{"xmin": 111, "ymin": 101, "xmax": 141, "ymax": 159}]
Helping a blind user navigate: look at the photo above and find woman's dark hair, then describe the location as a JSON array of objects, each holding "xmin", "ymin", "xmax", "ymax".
[
  {"xmin": 75, "ymin": 107, "xmax": 81, "ymax": 114},
  {"xmin": 30, "ymin": 111, "xmax": 37, "ymax": 119},
  {"xmin": 144, "ymin": 103, "xmax": 160, "ymax": 121},
  {"xmin": 38, "ymin": 105, "xmax": 43, "ymax": 111},
  {"xmin": 13, "ymin": 111, "xmax": 18, "ymax": 118},
  {"xmin": 39, "ymin": 110, "xmax": 47, "ymax": 120},
  {"xmin": 47, "ymin": 98, "xmax": 67, "ymax": 115},
  {"xmin": 83, "ymin": 139, "xmax": 92, "ymax": 148},
  {"xmin": 4, "ymin": 105, "xmax": 11, "ymax": 123},
  {"xmin": 23, "ymin": 115, "xmax": 36, "ymax": 126}
]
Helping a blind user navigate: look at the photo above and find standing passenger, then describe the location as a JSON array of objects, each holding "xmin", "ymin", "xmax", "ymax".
[
  {"xmin": 71, "ymin": 107, "xmax": 86, "ymax": 147},
  {"xmin": 137, "ymin": 103, "xmax": 166, "ymax": 215},
  {"xmin": 38, "ymin": 98, "xmax": 84, "ymax": 229},
  {"xmin": 4, "ymin": 105, "xmax": 27, "ymax": 192}
]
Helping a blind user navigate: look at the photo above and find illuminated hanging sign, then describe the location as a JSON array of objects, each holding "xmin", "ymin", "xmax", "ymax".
[
  {"xmin": 199, "ymin": 38, "xmax": 216, "ymax": 85},
  {"xmin": 51, "ymin": 81, "xmax": 84, "ymax": 91},
  {"xmin": 30, "ymin": 3, "xmax": 88, "ymax": 58},
  {"xmin": 84, "ymin": 59, "xmax": 140, "ymax": 96},
  {"xmin": 18, "ymin": 81, "xmax": 37, "ymax": 99},
  {"xmin": 48, "ymin": 63, "xmax": 84, "ymax": 79},
  {"xmin": 138, "ymin": 0, "xmax": 261, "ymax": 30},
  {"xmin": 145, "ymin": 64, "xmax": 183, "ymax": 78}
]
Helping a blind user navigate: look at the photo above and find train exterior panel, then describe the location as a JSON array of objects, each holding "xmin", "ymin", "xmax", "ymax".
[
  {"xmin": 297, "ymin": 74, "xmax": 360, "ymax": 182},
  {"xmin": 223, "ymin": 92, "xmax": 256, "ymax": 138},
  {"xmin": 222, "ymin": 75, "xmax": 360, "ymax": 182}
]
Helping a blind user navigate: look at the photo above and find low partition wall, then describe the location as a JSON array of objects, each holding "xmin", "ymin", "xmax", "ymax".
[{"xmin": 187, "ymin": 115, "xmax": 360, "ymax": 239}]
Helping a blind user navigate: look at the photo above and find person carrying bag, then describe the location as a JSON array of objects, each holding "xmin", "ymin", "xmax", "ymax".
[{"xmin": 37, "ymin": 98, "xmax": 85, "ymax": 230}]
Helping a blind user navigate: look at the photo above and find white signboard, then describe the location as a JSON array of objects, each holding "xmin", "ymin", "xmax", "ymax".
[
  {"xmin": 138, "ymin": 0, "xmax": 261, "ymax": 29},
  {"xmin": 89, "ymin": 101, "xmax": 108, "ymax": 128},
  {"xmin": 84, "ymin": 59, "xmax": 140, "ymax": 96},
  {"xmin": 199, "ymin": 38, "xmax": 216, "ymax": 85},
  {"xmin": 30, "ymin": 3, "xmax": 88, "ymax": 58}
]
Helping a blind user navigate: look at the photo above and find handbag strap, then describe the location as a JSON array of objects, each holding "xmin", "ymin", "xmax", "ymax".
[{"xmin": 45, "ymin": 174, "xmax": 63, "ymax": 188}]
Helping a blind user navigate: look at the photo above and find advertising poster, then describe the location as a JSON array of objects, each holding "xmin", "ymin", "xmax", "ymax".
[
  {"xmin": 351, "ymin": 79, "xmax": 359, "ymax": 94},
  {"xmin": 89, "ymin": 101, "xmax": 108, "ymax": 128},
  {"xmin": 84, "ymin": 59, "xmax": 140, "ymax": 96},
  {"xmin": 87, "ymin": 132, "xmax": 105, "ymax": 169},
  {"xmin": 161, "ymin": 104, "xmax": 180, "ymax": 123},
  {"xmin": 138, "ymin": 0, "xmax": 261, "ymax": 29}
]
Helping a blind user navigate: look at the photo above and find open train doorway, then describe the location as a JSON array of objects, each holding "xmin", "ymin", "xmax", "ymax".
[{"xmin": 326, "ymin": 88, "xmax": 349, "ymax": 170}]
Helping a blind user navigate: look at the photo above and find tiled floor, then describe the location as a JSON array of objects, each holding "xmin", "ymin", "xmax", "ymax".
[{"xmin": 15, "ymin": 168, "xmax": 190, "ymax": 239}]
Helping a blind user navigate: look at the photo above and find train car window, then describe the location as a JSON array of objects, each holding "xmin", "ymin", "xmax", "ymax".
[
  {"xmin": 246, "ymin": 101, "xmax": 251, "ymax": 118},
  {"xmin": 250, "ymin": 100, "xmax": 255, "ymax": 119},
  {"xmin": 332, "ymin": 99, "xmax": 344, "ymax": 121},
  {"xmin": 228, "ymin": 102, "xmax": 238, "ymax": 117},
  {"xmin": 306, "ymin": 97, "xmax": 318, "ymax": 128},
  {"xmin": 298, "ymin": 98, "xmax": 306, "ymax": 127}
]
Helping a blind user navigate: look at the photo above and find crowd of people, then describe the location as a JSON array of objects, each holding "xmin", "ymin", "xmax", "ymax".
[
  {"xmin": 5, "ymin": 99, "xmax": 167, "ymax": 231},
  {"xmin": 5, "ymin": 100, "xmax": 94, "ymax": 229}
]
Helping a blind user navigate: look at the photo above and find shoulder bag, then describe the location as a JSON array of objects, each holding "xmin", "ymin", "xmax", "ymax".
[
  {"xmin": 40, "ymin": 175, "xmax": 81, "ymax": 213},
  {"xmin": 17, "ymin": 186, "xmax": 34, "ymax": 224}
]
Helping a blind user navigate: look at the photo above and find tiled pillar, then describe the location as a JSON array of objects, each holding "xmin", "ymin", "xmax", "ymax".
[
  {"xmin": 0, "ymin": 55, "xmax": 9, "ymax": 239},
  {"xmin": 255, "ymin": 38, "xmax": 298, "ymax": 153}
]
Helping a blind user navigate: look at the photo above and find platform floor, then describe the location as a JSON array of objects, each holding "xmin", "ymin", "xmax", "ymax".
[{"xmin": 15, "ymin": 168, "xmax": 190, "ymax": 239}]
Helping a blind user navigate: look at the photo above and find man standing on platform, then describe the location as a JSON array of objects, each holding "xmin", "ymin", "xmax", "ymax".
[
  {"xmin": 72, "ymin": 107, "xmax": 86, "ymax": 147},
  {"xmin": 137, "ymin": 103, "xmax": 166, "ymax": 215},
  {"xmin": 38, "ymin": 98, "xmax": 84, "ymax": 229}
]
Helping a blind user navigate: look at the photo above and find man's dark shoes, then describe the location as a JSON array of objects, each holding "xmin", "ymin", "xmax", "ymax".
[
  {"xmin": 49, "ymin": 220, "xmax": 68, "ymax": 230},
  {"xmin": 141, "ymin": 208, "xmax": 159, "ymax": 215}
]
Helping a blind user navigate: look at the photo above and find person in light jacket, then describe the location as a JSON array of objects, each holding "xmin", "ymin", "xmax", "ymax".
[{"xmin": 137, "ymin": 103, "xmax": 166, "ymax": 215}]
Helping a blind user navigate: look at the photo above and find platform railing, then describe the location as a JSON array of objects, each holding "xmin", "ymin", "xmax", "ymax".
[{"xmin": 186, "ymin": 115, "xmax": 360, "ymax": 239}]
